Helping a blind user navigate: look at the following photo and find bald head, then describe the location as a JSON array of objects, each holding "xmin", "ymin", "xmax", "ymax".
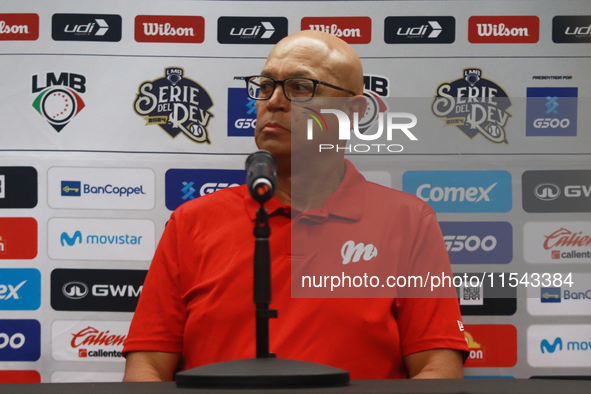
[{"xmin": 264, "ymin": 30, "xmax": 364, "ymax": 95}]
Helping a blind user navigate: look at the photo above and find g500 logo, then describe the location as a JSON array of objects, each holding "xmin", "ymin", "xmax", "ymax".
[
  {"xmin": 303, "ymin": 107, "xmax": 417, "ymax": 153},
  {"xmin": 133, "ymin": 67, "xmax": 214, "ymax": 144},
  {"xmin": 432, "ymin": 68, "xmax": 511, "ymax": 144}
]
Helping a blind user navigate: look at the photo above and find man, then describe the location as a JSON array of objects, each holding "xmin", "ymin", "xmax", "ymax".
[{"xmin": 123, "ymin": 30, "xmax": 468, "ymax": 381}]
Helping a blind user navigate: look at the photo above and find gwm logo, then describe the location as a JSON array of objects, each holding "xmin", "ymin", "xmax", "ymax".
[
  {"xmin": 341, "ymin": 241, "xmax": 378, "ymax": 265},
  {"xmin": 62, "ymin": 282, "xmax": 88, "ymax": 299},
  {"xmin": 534, "ymin": 183, "xmax": 560, "ymax": 201},
  {"xmin": 303, "ymin": 106, "xmax": 417, "ymax": 153},
  {"xmin": 32, "ymin": 72, "xmax": 86, "ymax": 132}
]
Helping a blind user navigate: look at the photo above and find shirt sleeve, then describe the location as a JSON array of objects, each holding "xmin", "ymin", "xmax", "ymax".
[
  {"xmin": 394, "ymin": 206, "xmax": 469, "ymax": 358},
  {"xmin": 123, "ymin": 212, "xmax": 187, "ymax": 355}
]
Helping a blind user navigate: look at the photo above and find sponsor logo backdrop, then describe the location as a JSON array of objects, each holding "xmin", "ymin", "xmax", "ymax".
[{"xmin": 0, "ymin": 0, "xmax": 590, "ymax": 382}]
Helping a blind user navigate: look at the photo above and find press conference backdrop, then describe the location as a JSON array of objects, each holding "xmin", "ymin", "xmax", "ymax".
[{"xmin": 0, "ymin": 0, "xmax": 590, "ymax": 384}]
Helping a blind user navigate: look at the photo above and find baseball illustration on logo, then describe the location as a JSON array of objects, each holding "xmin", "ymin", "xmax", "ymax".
[
  {"xmin": 133, "ymin": 67, "xmax": 214, "ymax": 144},
  {"xmin": 31, "ymin": 72, "xmax": 86, "ymax": 132},
  {"xmin": 432, "ymin": 68, "xmax": 511, "ymax": 144}
]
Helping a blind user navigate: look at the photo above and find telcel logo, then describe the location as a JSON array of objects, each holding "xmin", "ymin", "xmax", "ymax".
[
  {"xmin": 403, "ymin": 171, "xmax": 512, "ymax": 213},
  {"xmin": 304, "ymin": 107, "xmax": 417, "ymax": 153}
]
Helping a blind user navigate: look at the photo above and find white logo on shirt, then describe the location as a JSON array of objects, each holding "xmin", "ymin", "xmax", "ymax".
[
  {"xmin": 341, "ymin": 240, "xmax": 378, "ymax": 265},
  {"xmin": 457, "ymin": 320, "xmax": 465, "ymax": 332}
]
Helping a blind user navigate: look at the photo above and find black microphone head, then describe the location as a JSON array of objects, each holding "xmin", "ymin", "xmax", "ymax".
[{"xmin": 245, "ymin": 150, "xmax": 277, "ymax": 204}]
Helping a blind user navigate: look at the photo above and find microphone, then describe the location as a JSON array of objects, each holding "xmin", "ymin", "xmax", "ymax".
[{"xmin": 245, "ymin": 150, "xmax": 277, "ymax": 204}]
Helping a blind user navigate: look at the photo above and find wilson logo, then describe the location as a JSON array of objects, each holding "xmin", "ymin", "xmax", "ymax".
[
  {"xmin": 341, "ymin": 241, "xmax": 378, "ymax": 265},
  {"xmin": 301, "ymin": 17, "xmax": 371, "ymax": 44},
  {"xmin": 135, "ymin": 16, "xmax": 204, "ymax": 43},
  {"xmin": 0, "ymin": 14, "xmax": 39, "ymax": 41},
  {"xmin": 541, "ymin": 337, "xmax": 563, "ymax": 353},
  {"xmin": 468, "ymin": 16, "xmax": 539, "ymax": 43}
]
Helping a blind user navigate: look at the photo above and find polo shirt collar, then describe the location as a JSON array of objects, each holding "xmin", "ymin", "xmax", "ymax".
[{"xmin": 244, "ymin": 159, "xmax": 365, "ymax": 222}]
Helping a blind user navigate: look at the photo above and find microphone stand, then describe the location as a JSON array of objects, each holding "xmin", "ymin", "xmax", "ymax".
[{"xmin": 175, "ymin": 152, "xmax": 349, "ymax": 388}]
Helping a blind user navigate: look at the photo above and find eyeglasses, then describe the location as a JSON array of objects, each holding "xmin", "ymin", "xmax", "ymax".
[{"xmin": 239, "ymin": 75, "xmax": 357, "ymax": 102}]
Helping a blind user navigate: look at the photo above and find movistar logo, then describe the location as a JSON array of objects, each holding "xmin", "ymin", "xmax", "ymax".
[
  {"xmin": 61, "ymin": 231, "xmax": 82, "ymax": 246},
  {"xmin": 303, "ymin": 107, "xmax": 328, "ymax": 138},
  {"xmin": 545, "ymin": 96, "xmax": 559, "ymax": 114},
  {"xmin": 541, "ymin": 337, "xmax": 562, "ymax": 353}
]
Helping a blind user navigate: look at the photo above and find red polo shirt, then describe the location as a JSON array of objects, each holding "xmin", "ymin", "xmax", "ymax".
[{"xmin": 123, "ymin": 160, "xmax": 468, "ymax": 379}]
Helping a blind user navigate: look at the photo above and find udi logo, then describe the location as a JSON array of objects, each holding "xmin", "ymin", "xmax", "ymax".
[
  {"xmin": 218, "ymin": 17, "xmax": 288, "ymax": 44},
  {"xmin": 0, "ymin": 218, "xmax": 37, "ymax": 260},
  {"xmin": 526, "ymin": 87, "xmax": 577, "ymax": 136},
  {"xmin": 440, "ymin": 222, "xmax": 512, "ymax": 264},
  {"xmin": 384, "ymin": 16, "xmax": 455, "ymax": 44},
  {"xmin": 0, "ymin": 269, "xmax": 41, "ymax": 311},
  {"xmin": 165, "ymin": 169, "xmax": 245, "ymax": 211},
  {"xmin": 301, "ymin": 17, "xmax": 371, "ymax": 44},
  {"xmin": 52, "ymin": 14, "xmax": 121, "ymax": 42},
  {"xmin": 468, "ymin": 16, "xmax": 539, "ymax": 43},
  {"xmin": 0, "ymin": 14, "xmax": 39, "ymax": 41},
  {"xmin": 51, "ymin": 320, "xmax": 130, "ymax": 362},
  {"xmin": 403, "ymin": 171, "xmax": 512, "ymax": 213},
  {"xmin": 135, "ymin": 15, "xmax": 204, "ymax": 43},
  {"xmin": 32, "ymin": 72, "xmax": 86, "ymax": 132},
  {"xmin": 227, "ymin": 88, "xmax": 256, "ymax": 137},
  {"xmin": 528, "ymin": 325, "xmax": 591, "ymax": 367},
  {"xmin": 0, "ymin": 319, "xmax": 41, "ymax": 361},
  {"xmin": 553, "ymin": 16, "xmax": 591, "ymax": 43},
  {"xmin": 463, "ymin": 324, "xmax": 517, "ymax": 367},
  {"xmin": 524, "ymin": 222, "xmax": 591, "ymax": 263}
]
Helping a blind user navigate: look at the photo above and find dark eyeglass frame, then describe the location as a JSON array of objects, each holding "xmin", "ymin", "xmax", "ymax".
[{"xmin": 237, "ymin": 75, "xmax": 357, "ymax": 102}]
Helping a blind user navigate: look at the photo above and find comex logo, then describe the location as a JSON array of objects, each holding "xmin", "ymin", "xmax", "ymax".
[
  {"xmin": 63, "ymin": 281, "xmax": 88, "ymax": 299},
  {"xmin": 304, "ymin": 107, "xmax": 417, "ymax": 153},
  {"xmin": 534, "ymin": 183, "xmax": 560, "ymax": 201},
  {"xmin": 341, "ymin": 241, "xmax": 378, "ymax": 265},
  {"xmin": 0, "ymin": 280, "xmax": 26, "ymax": 300},
  {"xmin": 417, "ymin": 183, "xmax": 497, "ymax": 203}
]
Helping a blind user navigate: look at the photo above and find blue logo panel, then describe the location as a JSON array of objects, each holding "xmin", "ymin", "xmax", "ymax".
[
  {"xmin": 402, "ymin": 171, "xmax": 512, "ymax": 212},
  {"xmin": 440, "ymin": 222, "xmax": 512, "ymax": 264},
  {"xmin": 0, "ymin": 319, "xmax": 41, "ymax": 361},
  {"xmin": 228, "ymin": 88, "xmax": 256, "ymax": 137},
  {"xmin": 165, "ymin": 169, "xmax": 246, "ymax": 211},
  {"xmin": 526, "ymin": 87, "xmax": 577, "ymax": 136},
  {"xmin": 61, "ymin": 180, "xmax": 81, "ymax": 196},
  {"xmin": 0, "ymin": 269, "xmax": 41, "ymax": 310},
  {"xmin": 541, "ymin": 287, "xmax": 561, "ymax": 303}
]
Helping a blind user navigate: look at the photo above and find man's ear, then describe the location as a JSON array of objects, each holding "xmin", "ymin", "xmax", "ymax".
[{"xmin": 346, "ymin": 95, "xmax": 368, "ymax": 128}]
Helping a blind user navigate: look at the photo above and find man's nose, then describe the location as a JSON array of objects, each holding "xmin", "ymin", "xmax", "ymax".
[{"xmin": 265, "ymin": 83, "xmax": 289, "ymax": 110}]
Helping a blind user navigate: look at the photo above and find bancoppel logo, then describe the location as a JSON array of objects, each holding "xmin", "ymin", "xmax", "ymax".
[
  {"xmin": 218, "ymin": 17, "xmax": 287, "ymax": 44},
  {"xmin": 227, "ymin": 88, "xmax": 256, "ymax": 137},
  {"xmin": 384, "ymin": 16, "xmax": 455, "ymax": 44},
  {"xmin": 464, "ymin": 325, "xmax": 517, "ymax": 367},
  {"xmin": 0, "ymin": 14, "xmax": 38, "ymax": 41},
  {"xmin": 51, "ymin": 269, "xmax": 147, "ymax": 312},
  {"xmin": 0, "ymin": 319, "xmax": 41, "ymax": 361},
  {"xmin": 301, "ymin": 17, "xmax": 371, "ymax": 44},
  {"xmin": 48, "ymin": 167, "xmax": 155, "ymax": 210},
  {"xmin": 455, "ymin": 273, "xmax": 516, "ymax": 315},
  {"xmin": 165, "ymin": 169, "xmax": 245, "ymax": 211},
  {"xmin": 135, "ymin": 15, "xmax": 204, "ymax": 43},
  {"xmin": 528, "ymin": 273, "xmax": 591, "ymax": 316},
  {"xmin": 48, "ymin": 218, "xmax": 155, "ymax": 261},
  {"xmin": 528, "ymin": 325, "xmax": 591, "ymax": 367},
  {"xmin": 52, "ymin": 14, "xmax": 121, "ymax": 42},
  {"xmin": 440, "ymin": 222, "xmax": 512, "ymax": 264},
  {"xmin": 0, "ymin": 167, "xmax": 37, "ymax": 208},
  {"xmin": 0, "ymin": 269, "xmax": 41, "ymax": 311},
  {"xmin": 522, "ymin": 170, "xmax": 591, "ymax": 213},
  {"xmin": 526, "ymin": 87, "xmax": 577, "ymax": 136},
  {"xmin": 524, "ymin": 222, "xmax": 591, "ymax": 263},
  {"xmin": 32, "ymin": 72, "xmax": 86, "ymax": 132},
  {"xmin": 341, "ymin": 241, "xmax": 378, "ymax": 265},
  {"xmin": 541, "ymin": 287, "xmax": 561, "ymax": 303},
  {"xmin": 432, "ymin": 68, "xmax": 511, "ymax": 144},
  {"xmin": 468, "ymin": 16, "xmax": 539, "ymax": 43},
  {"xmin": 134, "ymin": 67, "xmax": 214, "ymax": 144},
  {"xmin": 0, "ymin": 218, "xmax": 37, "ymax": 260},
  {"xmin": 553, "ymin": 16, "xmax": 591, "ymax": 44},
  {"xmin": 403, "ymin": 171, "xmax": 512, "ymax": 213},
  {"xmin": 51, "ymin": 320, "xmax": 130, "ymax": 362}
]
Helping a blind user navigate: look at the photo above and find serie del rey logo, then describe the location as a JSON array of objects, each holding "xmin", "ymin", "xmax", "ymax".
[
  {"xmin": 432, "ymin": 68, "xmax": 511, "ymax": 144},
  {"xmin": 32, "ymin": 72, "xmax": 86, "ymax": 132},
  {"xmin": 133, "ymin": 67, "xmax": 214, "ymax": 144}
]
